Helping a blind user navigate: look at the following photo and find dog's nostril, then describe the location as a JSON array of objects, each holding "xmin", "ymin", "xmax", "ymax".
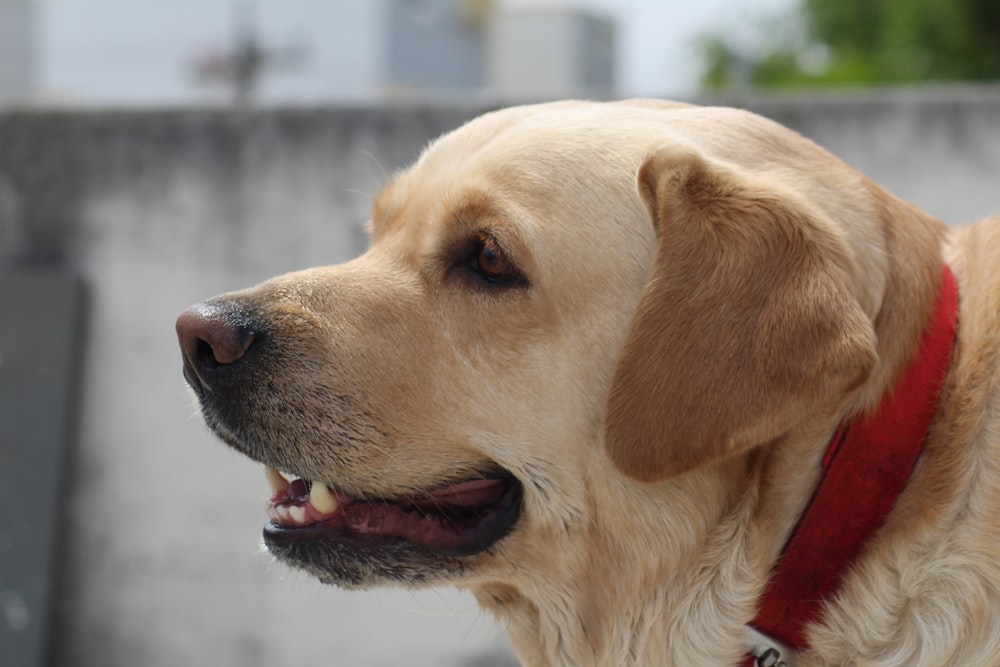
[
  {"xmin": 193, "ymin": 336, "xmax": 225, "ymax": 368},
  {"xmin": 176, "ymin": 302, "xmax": 258, "ymax": 376}
]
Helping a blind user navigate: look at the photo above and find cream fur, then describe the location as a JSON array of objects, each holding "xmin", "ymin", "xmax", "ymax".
[{"xmin": 188, "ymin": 100, "xmax": 1000, "ymax": 666}]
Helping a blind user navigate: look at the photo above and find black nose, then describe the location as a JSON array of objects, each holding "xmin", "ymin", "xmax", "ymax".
[{"xmin": 176, "ymin": 301, "xmax": 259, "ymax": 389}]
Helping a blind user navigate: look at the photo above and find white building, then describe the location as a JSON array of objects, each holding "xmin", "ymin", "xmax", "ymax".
[
  {"xmin": 0, "ymin": 0, "xmax": 37, "ymax": 105},
  {"xmin": 33, "ymin": 0, "xmax": 617, "ymax": 105}
]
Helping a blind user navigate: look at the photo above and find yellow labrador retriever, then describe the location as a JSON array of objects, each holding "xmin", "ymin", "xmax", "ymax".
[{"xmin": 176, "ymin": 100, "xmax": 1000, "ymax": 666}]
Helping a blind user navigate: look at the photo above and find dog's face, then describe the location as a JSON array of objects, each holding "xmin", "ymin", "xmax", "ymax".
[
  {"xmin": 177, "ymin": 102, "xmax": 664, "ymax": 589},
  {"xmin": 177, "ymin": 101, "xmax": 884, "ymax": 597}
]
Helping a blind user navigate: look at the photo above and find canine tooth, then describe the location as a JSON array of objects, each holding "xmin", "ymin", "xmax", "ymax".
[
  {"xmin": 289, "ymin": 505, "xmax": 306, "ymax": 524},
  {"xmin": 310, "ymin": 481, "xmax": 340, "ymax": 514},
  {"xmin": 266, "ymin": 467, "xmax": 290, "ymax": 493}
]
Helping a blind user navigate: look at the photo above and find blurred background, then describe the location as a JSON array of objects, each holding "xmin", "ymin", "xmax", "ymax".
[{"xmin": 0, "ymin": 1, "xmax": 998, "ymax": 666}]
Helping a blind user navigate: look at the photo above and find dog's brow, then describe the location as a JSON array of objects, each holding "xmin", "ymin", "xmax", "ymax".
[
  {"xmin": 448, "ymin": 196, "xmax": 529, "ymax": 253},
  {"xmin": 452, "ymin": 194, "xmax": 504, "ymax": 226}
]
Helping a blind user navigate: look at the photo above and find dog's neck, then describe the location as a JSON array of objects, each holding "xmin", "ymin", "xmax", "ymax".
[{"xmin": 472, "ymin": 454, "xmax": 775, "ymax": 666}]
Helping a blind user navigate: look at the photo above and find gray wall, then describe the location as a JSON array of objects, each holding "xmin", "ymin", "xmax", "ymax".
[
  {"xmin": 0, "ymin": 87, "xmax": 998, "ymax": 667},
  {"xmin": 717, "ymin": 85, "xmax": 1000, "ymax": 225}
]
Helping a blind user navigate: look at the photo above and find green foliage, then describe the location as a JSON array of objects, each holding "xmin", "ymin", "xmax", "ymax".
[{"xmin": 699, "ymin": 0, "xmax": 1000, "ymax": 89}]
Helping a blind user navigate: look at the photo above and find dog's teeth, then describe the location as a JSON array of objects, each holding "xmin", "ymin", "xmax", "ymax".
[
  {"xmin": 288, "ymin": 505, "xmax": 306, "ymax": 524},
  {"xmin": 265, "ymin": 467, "xmax": 291, "ymax": 493},
  {"xmin": 310, "ymin": 481, "xmax": 340, "ymax": 514}
]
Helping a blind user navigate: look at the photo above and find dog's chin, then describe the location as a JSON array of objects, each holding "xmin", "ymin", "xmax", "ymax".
[
  {"xmin": 258, "ymin": 471, "xmax": 523, "ymax": 588},
  {"xmin": 265, "ymin": 535, "xmax": 467, "ymax": 588}
]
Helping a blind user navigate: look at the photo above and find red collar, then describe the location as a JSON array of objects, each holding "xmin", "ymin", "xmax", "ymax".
[{"xmin": 745, "ymin": 264, "xmax": 959, "ymax": 664}]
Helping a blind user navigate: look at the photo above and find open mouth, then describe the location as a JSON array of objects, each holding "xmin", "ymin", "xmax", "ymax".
[{"xmin": 262, "ymin": 468, "xmax": 523, "ymax": 558}]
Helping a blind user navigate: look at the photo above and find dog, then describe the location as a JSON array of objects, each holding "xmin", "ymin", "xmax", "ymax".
[{"xmin": 176, "ymin": 100, "xmax": 1000, "ymax": 666}]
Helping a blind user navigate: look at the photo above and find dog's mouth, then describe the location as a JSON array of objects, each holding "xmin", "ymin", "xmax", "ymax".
[{"xmin": 262, "ymin": 467, "xmax": 523, "ymax": 558}]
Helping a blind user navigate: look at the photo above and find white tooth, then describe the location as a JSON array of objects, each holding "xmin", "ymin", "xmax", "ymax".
[
  {"xmin": 265, "ymin": 467, "xmax": 290, "ymax": 494},
  {"xmin": 288, "ymin": 505, "xmax": 306, "ymax": 524},
  {"xmin": 276, "ymin": 506, "xmax": 291, "ymax": 521},
  {"xmin": 309, "ymin": 481, "xmax": 340, "ymax": 514}
]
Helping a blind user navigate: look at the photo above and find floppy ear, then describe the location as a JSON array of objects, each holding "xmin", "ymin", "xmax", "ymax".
[{"xmin": 605, "ymin": 147, "xmax": 877, "ymax": 482}]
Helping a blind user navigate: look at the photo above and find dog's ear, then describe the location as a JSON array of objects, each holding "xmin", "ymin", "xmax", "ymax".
[{"xmin": 605, "ymin": 148, "xmax": 877, "ymax": 482}]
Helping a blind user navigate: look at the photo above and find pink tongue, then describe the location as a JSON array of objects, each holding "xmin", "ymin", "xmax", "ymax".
[{"xmin": 415, "ymin": 478, "xmax": 507, "ymax": 511}]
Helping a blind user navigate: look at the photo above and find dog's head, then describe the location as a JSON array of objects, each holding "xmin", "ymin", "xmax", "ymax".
[{"xmin": 176, "ymin": 100, "xmax": 940, "ymax": 595}]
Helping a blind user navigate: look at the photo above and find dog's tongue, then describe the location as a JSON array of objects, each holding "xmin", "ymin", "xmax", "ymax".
[{"xmin": 415, "ymin": 478, "xmax": 507, "ymax": 511}]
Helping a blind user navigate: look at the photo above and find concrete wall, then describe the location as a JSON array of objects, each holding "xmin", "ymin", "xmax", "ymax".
[
  {"xmin": 0, "ymin": 87, "xmax": 998, "ymax": 667},
  {"xmin": 716, "ymin": 85, "xmax": 1000, "ymax": 225}
]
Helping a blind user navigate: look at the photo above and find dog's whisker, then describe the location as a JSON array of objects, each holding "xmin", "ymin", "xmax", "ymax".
[
  {"xmin": 343, "ymin": 187, "xmax": 375, "ymax": 202},
  {"xmin": 358, "ymin": 149, "xmax": 390, "ymax": 187}
]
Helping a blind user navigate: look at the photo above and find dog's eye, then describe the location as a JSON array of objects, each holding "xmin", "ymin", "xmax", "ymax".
[{"xmin": 470, "ymin": 234, "xmax": 519, "ymax": 285}]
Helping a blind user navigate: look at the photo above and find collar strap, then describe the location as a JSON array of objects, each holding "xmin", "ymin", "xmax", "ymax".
[{"xmin": 747, "ymin": 264, "xmax": 959, "ymax": 660}]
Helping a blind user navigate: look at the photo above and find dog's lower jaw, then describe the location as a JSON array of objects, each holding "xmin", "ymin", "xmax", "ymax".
[{"xmin": 265, "ymin": 537, "xmax": 467, "ymax": 589}]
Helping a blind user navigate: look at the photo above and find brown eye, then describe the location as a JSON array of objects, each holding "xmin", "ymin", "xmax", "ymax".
[{"xmin": 471, "ymin": 234, "xmax": 518, "ymax": 285}]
